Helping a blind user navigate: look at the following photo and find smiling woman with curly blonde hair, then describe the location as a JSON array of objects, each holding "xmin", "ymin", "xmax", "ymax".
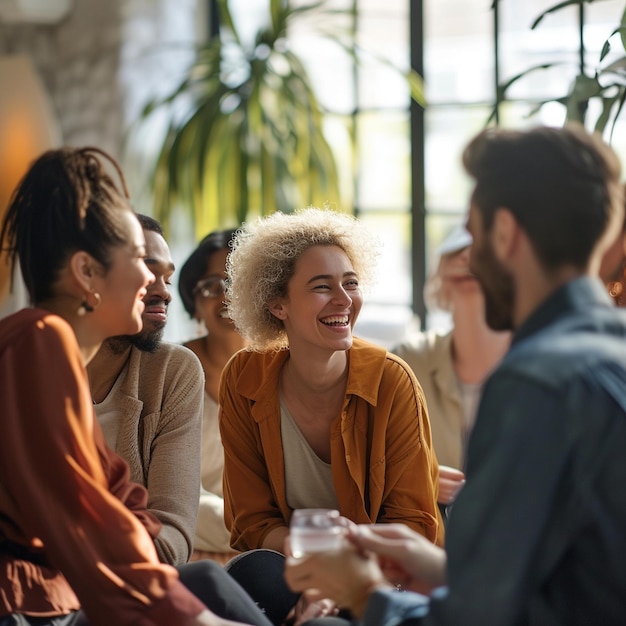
[
  {"xmin": 218, "ymin": 206, "xmax": 444, "ymax": 626},
  {"xmin": 226, "ymin": 207, "xmax": 379, "ymax": 351}
]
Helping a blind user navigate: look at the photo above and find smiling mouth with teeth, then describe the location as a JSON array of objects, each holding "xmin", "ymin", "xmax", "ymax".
[{"xmin": 321, "ymin": 316, "xmax": 349, "ymax": 326}]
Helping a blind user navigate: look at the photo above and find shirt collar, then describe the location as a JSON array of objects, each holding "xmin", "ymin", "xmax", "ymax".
[
  {"xmin": 344, "ymin": 337, "xmax": 387, "ymax": 405},
  {"xmin": 237, "ymin": 336, "xmax": 387, "ymax": 408},
  {"xmin": 512, "ymin": 276, "xmax": 613, "ymax": 346}
]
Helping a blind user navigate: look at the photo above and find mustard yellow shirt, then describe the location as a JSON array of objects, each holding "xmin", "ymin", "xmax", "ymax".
[{"xmin": 219, "ymin": 337, "xmax": 444, "ymax": 551}]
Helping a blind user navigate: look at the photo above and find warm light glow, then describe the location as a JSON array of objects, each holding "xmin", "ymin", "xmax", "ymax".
[{"xmin": 0, "ymin": 55, "xmax": 61, "ymax": 314}]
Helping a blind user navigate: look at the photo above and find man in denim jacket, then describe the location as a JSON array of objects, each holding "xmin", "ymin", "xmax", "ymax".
[{"xmin": 284, "ymin": 124, "xmax": 626, "ymax": 626}]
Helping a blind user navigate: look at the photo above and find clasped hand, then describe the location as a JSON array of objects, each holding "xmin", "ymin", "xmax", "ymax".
[{"xmin": 283, "ymin": 521, "xmax": 447, "ymax": 620}]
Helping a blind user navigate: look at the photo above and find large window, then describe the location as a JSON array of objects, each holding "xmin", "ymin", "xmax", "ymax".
[
  {"xmin": 423, "ymin": 0, "xmax": 626, "ymax": 330},
  {"xmin": 203, "ymin": 0, "xmax": 626, "ymax": 345},
  {"xmin": 285, "ymin": 0, "xmax": 417, "ymax": 346}
]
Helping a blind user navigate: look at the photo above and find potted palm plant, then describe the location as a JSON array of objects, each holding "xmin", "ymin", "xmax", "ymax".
[
  {"xmin": 140, "ymin": 0, "xmax": 344, "ymax": 238},
  {"xmin": 139, "ymin": 0, "xmax": 426, "ymax": 238}
]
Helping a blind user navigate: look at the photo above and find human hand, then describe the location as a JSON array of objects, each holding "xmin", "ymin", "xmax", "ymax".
[
  {"xmin": 283, "ymin": 591, "xmax": 339, "ymax": 626},
  {"xmin": 284, "ymin": 540, "xmax": 391, "ymax": 619},
  {"xmin": 437, "ymin": 465, "xmax": 466, "ymax": 505},
  {"xmin": 348, "ymin": 523, "xmax": 447, "ymax": 595}
]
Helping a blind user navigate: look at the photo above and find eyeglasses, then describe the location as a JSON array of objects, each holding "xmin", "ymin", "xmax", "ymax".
[{"xmin": 193, "ymin": 276, "xmax": 227, "ymax": 299}]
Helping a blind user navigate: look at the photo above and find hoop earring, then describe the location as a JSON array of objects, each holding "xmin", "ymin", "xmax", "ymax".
[
  {"xmin": 77, "ymin": 291, "xmax": 101, "ymax": 316},
  {"xmin": 607, "ymin": 259, "xmax": 626, "ymax": 307}
]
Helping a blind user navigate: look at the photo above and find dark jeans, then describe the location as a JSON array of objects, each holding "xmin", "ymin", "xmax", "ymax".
[
  {"xmin": 225, "ymin": 549, "xmax": 300, "ymax": 626},
  {"xmin": 0, "ymin": 560, "xmax": 273, "ymax": 626}
]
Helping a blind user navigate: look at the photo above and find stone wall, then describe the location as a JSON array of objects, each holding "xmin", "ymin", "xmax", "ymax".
[
  {"xmin": 0, "ymin": 0, "xmax": 204, "ymax": 161},
  {"xmin": 0, "ymin": 0, "xmax": 204, "ymax": 328},
  {"xmin": 0, "ymin": 2, "xmax": 123, "ymax": 156}
]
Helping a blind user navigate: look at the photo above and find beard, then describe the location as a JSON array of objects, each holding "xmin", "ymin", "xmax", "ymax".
[
  {"xmin": 105, "ymin": 324, "xmax": 164, "ymax": 355},
  {"xmin": 471, "ymin": 238, "xmax": 516, "ymax": 332},
  {"xmin": 482, "ymin": 278, "xmax": 515, "ymax": 331},
  {"xmin": 129, "ymin": 325, "xmax": 164, "ymax": 353}
]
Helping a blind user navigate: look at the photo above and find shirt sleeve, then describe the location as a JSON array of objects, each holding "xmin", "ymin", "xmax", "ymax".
[
  {"xmin": 371, "ymin": 357, "xmax": 444, "ymax": 546},
  {"xmin": 0, "ymin": 316, "xmax": 205, "ymax": 625},
  {"xmin": 143, "ymin": 349, "xmax": 204, "ymax": 565},
  {"xmin": 96, "ymin": 423, "xmax": 163, "ymax": 539},
  {"xmin": 362, "ymin": 588, "xmax": 431, "ymax": 626},
  {"xmin": 441, "ymin": 370, "xmax": 570, "ymax": 625},
  {"xmin": 219, "ymin": 353, "xmax": 287, "ymax": 551}
]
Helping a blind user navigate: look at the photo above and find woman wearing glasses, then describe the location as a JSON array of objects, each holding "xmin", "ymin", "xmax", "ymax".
[{"xmin": 178, "ymin": 229, "xmax": 246, "ymax": 563}]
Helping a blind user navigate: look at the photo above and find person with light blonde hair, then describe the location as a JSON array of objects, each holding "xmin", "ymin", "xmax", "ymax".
[
  {"xmin": 284, "ymin": 124, "xmax": 626, "ymax": 626},
  {"xmin": 218, "ymin": 206, "xmax": 443, "ymax": 626},
  {"xmin": 225, "ymin": 208, "xmax": 378, "ymax": 351}
]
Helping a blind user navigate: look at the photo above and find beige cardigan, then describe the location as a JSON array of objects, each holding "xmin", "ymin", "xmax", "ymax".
[{"xmin": 96, "ymin": 342, "xmax": 204, "ymax": 565}]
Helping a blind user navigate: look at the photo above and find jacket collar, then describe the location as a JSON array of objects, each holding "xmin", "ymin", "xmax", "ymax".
[
  {"xmin": 236, "ymin": 336, "xmax": 388, "ymax": 416},
  {"xmin": 513, "ymin": 276, "xmax": 614, "ymax": 346}
]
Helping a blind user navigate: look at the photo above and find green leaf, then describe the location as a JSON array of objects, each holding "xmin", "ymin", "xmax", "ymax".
[
  {"xmin": 608, "ymin": 87, "xmax": 626, "ymax": 141},
  {"xmin": 570, "ymin": 73, "xmax": 603, "ymax": 101},
  {"xmin": 496, "ymin": 63, "xmax": 558, "ymax": 100},
  {"xmin": 327, "ymin": 33, "xmax": 426, "ymax": 107},
  {"xmin": 269, "ymin": 0, "xmax": 283, "ymax": 36},
  {"xmin": 564, "ymin": 74, "xmax": 602, "ymax": 123},
  {"xmin": 287, "ymin": 1, "xmax": 329, "ymax": 20},
  {"xmin": 136, "ymin": 0, "xmax": 382, "ymax": 238},
  {"xmin": 531, "ymin": 1, "xmax": 594, "ymax": 30},
  {"xmin": 600, "ymin": 54, "xmax": 626, "ymax": 76},
  {"xmin": 216, "ymin": 0, "xmax": 242, "ymax": 46},
  {"xmin": 594, "ymin": 93, "xmax": 619, "ymax": 134}
]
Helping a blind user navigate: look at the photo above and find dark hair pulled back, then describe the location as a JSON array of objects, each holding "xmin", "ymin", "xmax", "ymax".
[{"xmin": 0, "ymin": 146, "xmax": 134, "ymax": 304}]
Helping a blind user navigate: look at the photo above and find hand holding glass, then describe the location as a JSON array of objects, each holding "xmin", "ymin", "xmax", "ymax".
[{"xmin": 289, "ymin": 508, "xmax": 346, "ymax": 558}]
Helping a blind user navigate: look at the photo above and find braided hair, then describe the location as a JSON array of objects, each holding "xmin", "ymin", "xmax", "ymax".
[{"xmin": 0, "ymin": 147, "xmax": 134, "ymax": 304}]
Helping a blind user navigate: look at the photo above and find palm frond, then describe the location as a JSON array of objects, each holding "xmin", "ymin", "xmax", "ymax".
[{"xmin": 138, "ymin": 0, "xmax": 407, "ymax": 238}]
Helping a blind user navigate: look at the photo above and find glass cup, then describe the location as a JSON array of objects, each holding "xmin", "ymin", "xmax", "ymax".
[{"xmin": 289, "ymin": 508, "xmax": 346, "ymax": 558}]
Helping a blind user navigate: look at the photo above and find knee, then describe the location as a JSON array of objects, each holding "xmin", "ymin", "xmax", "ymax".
[
  {"xmin": 224, "ymin": 548, "xmax": 286, "ymax": 576},
  {"xmin": 177, "ymin": 558, "xmax": 229, "ymax": 593},
  {"xmin": 182, "ymin": 559, "xmax": 224, "ymax": 578}
]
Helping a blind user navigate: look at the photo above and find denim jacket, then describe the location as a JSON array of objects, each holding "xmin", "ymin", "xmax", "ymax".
[{"xmin": 365, "ymin": 277, "xmax": 626, "ymax": 626}]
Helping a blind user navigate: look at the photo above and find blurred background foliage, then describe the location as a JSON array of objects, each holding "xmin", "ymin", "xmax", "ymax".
[
  {"xmin": 139, "ymin": 0, "xmax": 424, "ymax": 239},
  {"xmin": 490, "ymin": 0, "xmax": 626, "ymax": 139}
]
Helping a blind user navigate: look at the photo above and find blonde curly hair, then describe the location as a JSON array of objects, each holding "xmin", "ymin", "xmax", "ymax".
[{"xmin": 226, "ymin": 207, "xmax": 380, "ymax": 351}]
